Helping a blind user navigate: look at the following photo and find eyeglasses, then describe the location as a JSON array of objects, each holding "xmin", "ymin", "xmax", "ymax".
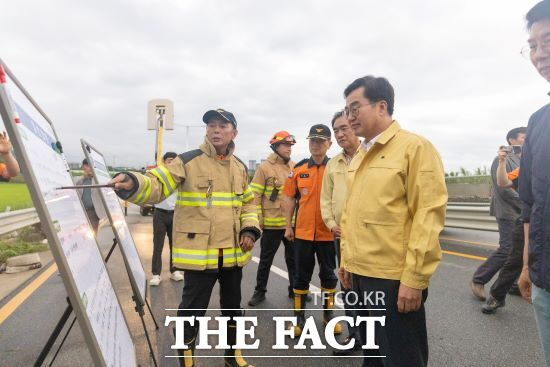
[
  {"xmin": 521, "ymin": 38, "xmax": 550, "ymax": 58},
  {"xmin": 344, "ymin": 102, "xmax": 377, "ymax": 118}
]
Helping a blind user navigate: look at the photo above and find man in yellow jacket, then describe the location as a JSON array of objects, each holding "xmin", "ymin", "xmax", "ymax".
[
  {"xmin": 340, "ymin": 76, "xmax": 447, "ymax": 367},
  {"xmin": 112, "ymin": 108, "xmax": 261, "ymax": 367},
  {"xmin": 248, "ymin": 131, "xmax": 296, "ymax": 306}
]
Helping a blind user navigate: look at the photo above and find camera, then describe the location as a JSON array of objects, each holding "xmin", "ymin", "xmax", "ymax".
[{"xmin": 502, "ymin": 145, "xmax": 522, "ymax": 154}]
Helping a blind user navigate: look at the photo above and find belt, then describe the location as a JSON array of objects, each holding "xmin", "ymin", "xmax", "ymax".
[{"xmin": 155, "ymin": 207, "xmax": 174, "ymax": 213}]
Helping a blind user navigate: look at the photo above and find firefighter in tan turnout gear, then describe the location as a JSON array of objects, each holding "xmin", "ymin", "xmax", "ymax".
[
  {"xmin": 248, "ymin": 131, "xmax": 296, "ymax": 306},
  {"xmin": 111, "ymin": 108, "xmax": 261, "ymax": 367}
]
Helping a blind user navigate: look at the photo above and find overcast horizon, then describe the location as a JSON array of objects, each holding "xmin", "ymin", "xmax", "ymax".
[{"xmin": 1, "ymin": 1, "xmax": 548, "ymax": 173}]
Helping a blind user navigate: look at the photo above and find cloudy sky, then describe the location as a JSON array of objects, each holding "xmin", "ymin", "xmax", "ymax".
[{"xmin": 1, "ymin": 0, "xmax": 548, "ymax": 172}]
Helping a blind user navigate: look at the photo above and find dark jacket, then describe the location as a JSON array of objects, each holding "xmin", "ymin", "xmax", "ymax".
[
  {"xmin": 519, "ymin": 102, "xmax": 550, "ymax": 292},
  {"xmin": 489, "ymin": 154, "xmax": 521, "ymax": 220}
]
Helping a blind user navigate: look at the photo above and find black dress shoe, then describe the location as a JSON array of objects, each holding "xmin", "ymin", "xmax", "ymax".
[
  {"xmin": 248, "ymin": 291, "xmax": 266, "ymax": 306},
  {"xmin": 508, "ymin": 284, "xmax": 521, "ymax": 296},
  {"xmin": 332, "ymin": 336, "xmax": 361, "ymax": 356},
  {"xmin": 482, "ymin": 296, "xmax": 505, "ymax": 314}
]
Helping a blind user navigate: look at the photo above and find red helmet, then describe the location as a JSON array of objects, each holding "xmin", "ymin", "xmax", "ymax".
[{"xmin": 270, "ymin": 131, "xmax": 296, "ymax": 146}]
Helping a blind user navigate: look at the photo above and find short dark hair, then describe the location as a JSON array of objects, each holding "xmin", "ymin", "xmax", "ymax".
[
  {"xmin": 527, "ymin": 1, "xmax": 550, "ymax": 30},
  {"xmin": 343, "ymin": 75, "xmax": 395, "ymax": 116},
  {"xmin": 331, "ymin": 110, "xmax": 344, "ymax": 127},
  {"xmin": 506, "ymin": 127, "xmax": 527, "ymax": 144},
  {"xmin": 163, "ymin": 152, "xmax": 177, "ymax": 161},
  {"xmin": 82, "ymin": 158, "xmax": 89, "ymax": 166}
]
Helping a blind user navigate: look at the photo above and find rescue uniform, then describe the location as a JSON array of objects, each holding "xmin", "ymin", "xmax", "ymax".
[
  {"xmin": 283, "ymin": 156, "xmax": 340, "ymax": 336},
  {"xmin": 0, "ymin": 163, "xmax": 9, "ymax": 182},
  {"xmin": 250, "ymin": 152, "xmax": 296, "ymax": 297},
  {"xmin": 115, "ymin": 136, "xmax": 261, "ymax": 366}
]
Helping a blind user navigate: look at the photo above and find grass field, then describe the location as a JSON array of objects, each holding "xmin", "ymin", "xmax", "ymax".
[
  {"xmin": 0, "ymin": 226, "xmax": 48, "ymax": 264},
  {"xmin": 0, "ymin": 183, "xmax": 33, "ymax": 212}
]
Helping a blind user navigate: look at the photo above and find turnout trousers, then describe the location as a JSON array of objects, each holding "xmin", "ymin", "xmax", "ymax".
[
  {"xmin": 177, "ymin": 256, "xmax": 243, "ymax": 342},
  {"xmin": 254, "ymin": 228, "xmax": 295, "ymax": 294}
]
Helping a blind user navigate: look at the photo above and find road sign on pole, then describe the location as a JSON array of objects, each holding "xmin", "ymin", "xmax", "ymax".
[{"xmin": 147, "ymin": 99, "xmax": 174, "ymax": 166}]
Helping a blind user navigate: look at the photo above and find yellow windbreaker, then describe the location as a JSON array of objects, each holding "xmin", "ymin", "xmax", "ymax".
[
  {"xmin": 340, "ymin": 121, "xmax": 447, "ymax": 290},
  {"xmin": 116, "ymin": 137, "xmax": 261, "ymax": 271},
  {"xmin": 249, "ymin": 153, "xmax": 294, "ymax": 229}
]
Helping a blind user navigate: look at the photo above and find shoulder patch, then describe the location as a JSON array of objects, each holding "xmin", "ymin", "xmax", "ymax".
[
  {"xmin": 233, "ymin": 155, "xmax": 248, "ymax": 172},
  {"xmin": 294, "ymin": 158, "xmax": 308, "ymax": 168},
  {"xmin": 179, "ymin": 149, "xmax": 203, "ymax": 164}
]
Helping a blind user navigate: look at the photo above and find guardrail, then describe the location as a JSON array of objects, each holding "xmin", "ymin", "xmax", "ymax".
[
  {"xmin": 0, "ymin": 202, "xmax": 497, "ymax": 237},
  {"xmin": 0, "ymin": 208, "xmax": 40, "ymax": 236},
  {"xmin": 445, "ymin": 202, "xmax": 497, "ymax": 232}
]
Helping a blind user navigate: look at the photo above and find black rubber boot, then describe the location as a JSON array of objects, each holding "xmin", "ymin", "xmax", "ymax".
[
  {"xmin": 322, "ymin": 288, "xmax": 342, "ymax": 336},
  {"xmin": 224, "ymin": 321, "xmax": 254, "ymax": 367},
  {"xmin": 173, "ymin": 326, "xmax": 196, "ymax": 367},
  {"xmin": 289, "ymin": 289, "xmax": 308, "ymax": 337}
]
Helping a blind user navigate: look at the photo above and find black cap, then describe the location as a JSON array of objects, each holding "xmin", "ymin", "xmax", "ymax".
[
  {"xmin": 306, "ymin": 124, "xmax": 331, "ymax": 140},
  {"xmin": 202, "ymin": 109, "xmax": 237, "ymax": 128}
]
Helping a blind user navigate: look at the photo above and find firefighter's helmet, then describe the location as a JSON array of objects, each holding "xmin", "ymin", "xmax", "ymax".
[{"xmin": 270, "ymin": 131, "xmax": 296, "ymax": 146}]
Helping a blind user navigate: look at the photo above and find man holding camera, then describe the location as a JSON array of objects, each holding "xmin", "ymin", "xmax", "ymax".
[
  {"xmin": 481, "ymin": 136, "xmax": 526, "ymax": 314},
  {"xmin": 471, "ymin": 127, "xmax": 526, "ymax": 301}
]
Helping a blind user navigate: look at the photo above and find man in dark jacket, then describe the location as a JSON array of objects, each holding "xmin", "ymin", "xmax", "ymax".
[
  {"xmin": 471, "ymin": 127, "xmax": 525, "ymax": 300},
  {"xmin": 518, "ymin": 2, "xmax": 550, "ymax": 365}
]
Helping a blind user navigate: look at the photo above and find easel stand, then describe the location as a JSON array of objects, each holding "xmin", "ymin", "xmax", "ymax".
[{"xmin": 34, "ymin": 238, "xmax": 159, "ymax": 367}]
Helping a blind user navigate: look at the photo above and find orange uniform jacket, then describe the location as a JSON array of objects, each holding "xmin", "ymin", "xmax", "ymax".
[
  {"xmin": 283, "ymin": 157, "xmax": 333, "ymax": 242},
  {"xmin": 0, "ymin": 163, "xmax": 9, "ymax": 182}
]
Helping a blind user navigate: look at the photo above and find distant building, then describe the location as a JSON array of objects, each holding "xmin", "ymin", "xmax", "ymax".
[{"xmin": 248, "ymin": 160, "xmax": 256, "ymax": 171}]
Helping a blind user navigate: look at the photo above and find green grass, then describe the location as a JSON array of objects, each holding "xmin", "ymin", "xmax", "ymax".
[
  {"xmin": 0, "ymin": 240, "xmax": 48, "ymax": 264},
  {"xmin": 0, "ymin": 226, "xmax": 48, "ymax": 264},
  {"xmin": 0, "ymin": 183, "xmax": 33, "ymax": 212}
]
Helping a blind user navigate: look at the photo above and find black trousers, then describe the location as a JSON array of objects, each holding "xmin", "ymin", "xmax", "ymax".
[
  {"xmin": 490, "ymin": 218, "xmax": 525, "ymax": 302},
  {"xmin": 152, "ymin": 208, "xmax": 174, "ymax": 275},
  {"xmin": 177, "ymin": 260, "xmax": 243, "ymax": 341},
  {"xmin": 352, "ymin": 274, "xmax": 429, "ymax": 367},
  {"xmin": 293, "ymin": 238, "xmax": 338, "ymax": 291},
  {"xmin": 254, "ymin": 229, "xmax": 295, "ymax": 293},
  {"xmin": 85, "ymin": 208, "xmax": 99, "ymax": 233},
  {"xmin": 335, "ymin": 238, "xmax": 359, "ymax": 337},
  {"xmin": 473, "ymin": 218, "xmax": 515, "ymax": 285}
]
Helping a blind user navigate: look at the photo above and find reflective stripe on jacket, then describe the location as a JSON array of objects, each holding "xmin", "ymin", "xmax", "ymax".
[{"xmin": 250, "ymin": 153, "xmax": 294, "ymax": 229}]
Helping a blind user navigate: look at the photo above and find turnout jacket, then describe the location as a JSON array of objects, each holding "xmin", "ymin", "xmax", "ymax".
[
  {"xmin": 116, "ymin": 137, "xmax": 261, "ymax": 271},
  {"xmin": 250, "ymin": 153, "xmax": 294, "ymax": 229}
]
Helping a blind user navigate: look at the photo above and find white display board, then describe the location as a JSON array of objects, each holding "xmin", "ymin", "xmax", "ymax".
[
  {"xmin": 81, "ymin": 139, "xmax": 147, "ymax": 305},
  {"xmin": 0, "ymin": 60, "xmax": 137, "ymax": 367}
]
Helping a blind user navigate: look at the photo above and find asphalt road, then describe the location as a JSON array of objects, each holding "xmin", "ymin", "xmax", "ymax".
[{"xmin": 0, "ymin": 207, "xmax": 544, "ymax": 367}]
